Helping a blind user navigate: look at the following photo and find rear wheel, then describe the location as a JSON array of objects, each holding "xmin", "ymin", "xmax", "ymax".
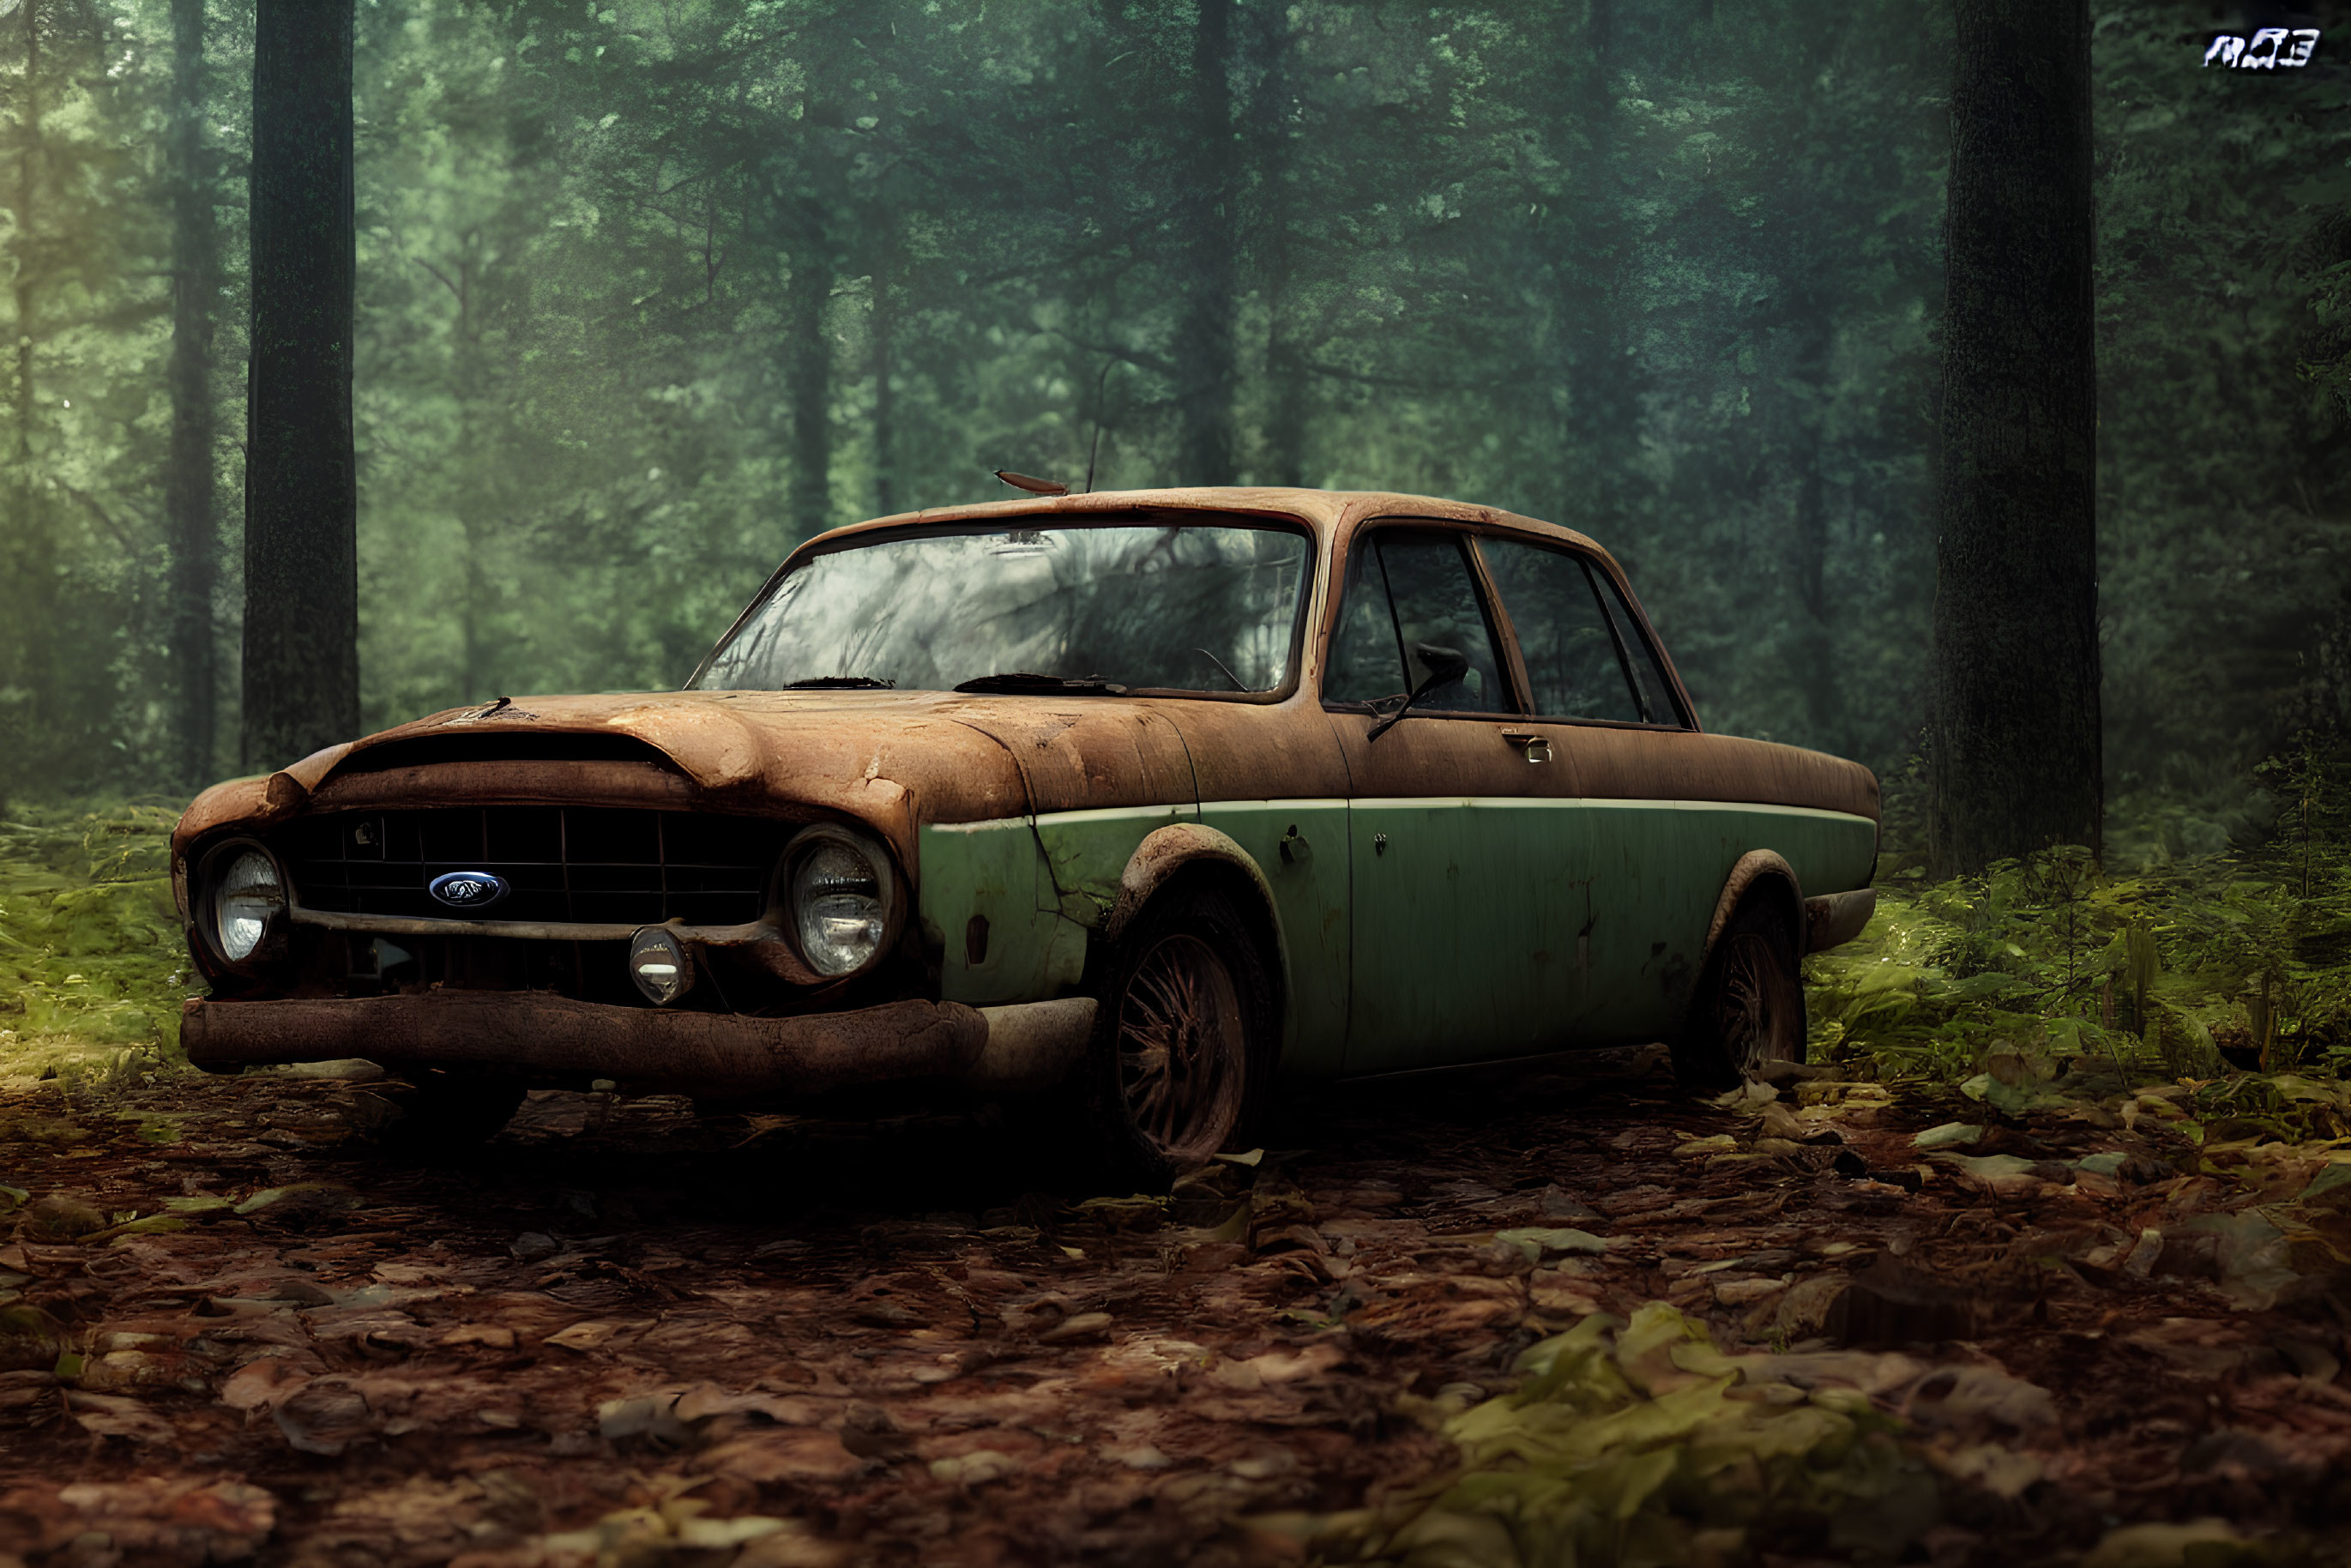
[
  {"xmin": 378, "ymin": 1070, "xmax": 526, "ymax": 1156},
  {"xmin": 1085, "ymin": 885, "xmax": 1273, "ymax": 1186},
  {"xmin": 1673, "ymin": 895, "xmax": 1806, "ymax": 1092}
]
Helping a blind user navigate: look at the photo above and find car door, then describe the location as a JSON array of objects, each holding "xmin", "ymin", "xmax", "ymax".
[
  {"xmin": 1475, "ymin": 533, "xmax": 1715, "ymax": 1043},
  {"xmin": 1324, "ymin": 524, "xmax": 1583, "ymax": 1074}
]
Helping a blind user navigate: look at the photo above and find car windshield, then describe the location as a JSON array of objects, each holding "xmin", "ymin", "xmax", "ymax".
[{"xmin": 691, "ymin": 519, "xmax": 1311, "ymax": 695}]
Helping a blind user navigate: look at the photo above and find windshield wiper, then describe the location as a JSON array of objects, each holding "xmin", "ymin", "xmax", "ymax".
[
  {"xmin": 952, "ymin": 672, "xmax": 1129, "ymax": 696},
  {"xmin": 1193, "ymin": 648, "xmax": 1246, "ymax": 691},
  {"xmin": 785, "ymin": 675, "xmax": 896, "ymax": 690}
]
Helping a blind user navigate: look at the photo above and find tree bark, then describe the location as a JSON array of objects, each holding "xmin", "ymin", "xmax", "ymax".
[
  {"xmin": 167, "ymin": 0, "xmax": 219, "ymax": 789},
  {"xmin": 9, "ymin": 0, "xmax": 33, "ymax": 482},
  {"xmin": 1172, "ymin": 0, "xmax": 1237, "ymax": 485},
  {"xmin": 243, "ymin": 1, "xmax": 358, "ymax": 772},
  {"xmin": 1928, "ymin": 0, "xmax": 2102, "ymax": 874},
  {"xmin": 3, "ymin": 0, "xmax": 51, "ymax": 809}
]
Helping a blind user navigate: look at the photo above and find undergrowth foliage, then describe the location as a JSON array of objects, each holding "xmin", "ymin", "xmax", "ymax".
[
  {"xmin": 0, "ymin": 804, "xmax": 187, "ymax": 1086},
  {"xmin": 1284, "ymin": 1306, "xmax": 1932, "ymax": 1566},
  {"xmin": 1813, "ymin": 732, "xmax": 2351, "ymax": 1090}
]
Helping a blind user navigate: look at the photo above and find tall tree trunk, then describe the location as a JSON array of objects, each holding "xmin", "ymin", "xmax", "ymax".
[
  {"xmin": 786, "ymin": 235, "xmax": 832, "ymax": 543},
  {"xmin": 3, "ymin": 0, "xmax": 51, "ymax": 807},
  {"xmin": 9, "ymin": 1, "xmax": 32, "ymax": 484},
  {"xmin": 243, "ymin": 1, "xmax": 357, "ymax": 771},
  {"xmin": 1173, "ymin": 0, "xmax": 1237, "ymax": 485},
  {"xmin": 1928, "ymin": 0, "xmax": 2101, "ymax": 874},
  {"xmin": 166, "ymin": 0, "xmax": 219, "ymax": 789},
  {"xmin": 871, "ymin": 221, "xmax": 896, "ymax": 517}
]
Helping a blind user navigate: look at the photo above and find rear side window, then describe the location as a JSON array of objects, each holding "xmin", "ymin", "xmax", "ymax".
[
  {"xmin": 1323, "ymin": 530, "xmax": 1510, "ymax": 714},
  {"xmin": 1480, "ymin": 537, "xmax": 1685, "ymax": 727}
]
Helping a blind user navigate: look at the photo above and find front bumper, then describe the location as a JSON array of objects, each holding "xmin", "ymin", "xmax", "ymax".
[{"xmin": 179, "ymin": 992, "xmax": 1097, "ymax": 1098}]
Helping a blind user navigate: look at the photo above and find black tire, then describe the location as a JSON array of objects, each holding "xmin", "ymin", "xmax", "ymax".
[
  {"xmin": 377, "ymin": 1070, "xmax": 526, "ymax": 1156},
  {"xmin": 1673, "ymin": 894, "xmax": 1807, "ymax": 1093},
  {"xmin": 1082, "ymin": 884, "xmax": 1275, "ymax": 1188}
]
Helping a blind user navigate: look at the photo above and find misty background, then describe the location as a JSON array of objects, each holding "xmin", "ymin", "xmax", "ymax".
[{"xmin": 1, "ymin": 0, "xmax": 2347, "ymax": 854}]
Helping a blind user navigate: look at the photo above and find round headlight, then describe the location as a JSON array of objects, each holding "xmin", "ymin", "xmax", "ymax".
[
  {"xmin": 789, "ymin": 832, "xmax": 889, "ymax": 976},
  {"xmin": 210, "ymin": 847, "xmax": 285, "ymax": 962}
]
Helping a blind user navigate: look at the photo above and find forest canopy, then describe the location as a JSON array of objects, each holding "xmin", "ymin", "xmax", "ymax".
[{"xmin": 1, "ymin": 0, "xmax": 2347, "ymax": 844}]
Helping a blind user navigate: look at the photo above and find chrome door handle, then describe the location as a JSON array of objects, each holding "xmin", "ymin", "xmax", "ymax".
[{"xmin": 1500, "ymin": 731, "xmax": 1552, "ymax": 763}]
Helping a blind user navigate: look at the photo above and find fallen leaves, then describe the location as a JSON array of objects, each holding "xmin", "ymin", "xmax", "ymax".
[
  {"xmin": 542, "ymin": 1318, "xmax": 655, "ymax": 1354},
  {"xmin": 1287, "ymin": 1306, "xmax": 1943, "ymax": 1567},
  {"xmin": 1, "ymin": 1479, "xmax": 274, "ymax": 1565},
  {"xmin": 3, "ymin": 1045, "xmax": 2350, "ymax": 1565}
]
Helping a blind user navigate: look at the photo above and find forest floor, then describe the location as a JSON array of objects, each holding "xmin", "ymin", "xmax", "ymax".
[{"xmin": 3, "ymin": 1046, "xmax": 2350, "ymax": 1568}]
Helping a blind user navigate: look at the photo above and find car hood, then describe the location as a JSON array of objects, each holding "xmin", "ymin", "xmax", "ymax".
[{"xmin": 172, "ymin": 688, "xmax": 1203, "ymax": 876}]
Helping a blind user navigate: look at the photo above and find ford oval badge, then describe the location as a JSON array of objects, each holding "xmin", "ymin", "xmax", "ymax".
[{"xmin": 429, "ymin": 870, "xmax": 509, "ymax": 910}]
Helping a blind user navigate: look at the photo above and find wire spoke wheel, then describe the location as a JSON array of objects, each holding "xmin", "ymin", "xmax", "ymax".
[
  {"xmin": 1113, "ymin": 932, "xmax": 1245, "ymax": 1161},
  {"xmin": 1715, "ymin": 931, "xmax": 1787, "ymax": 1076}
]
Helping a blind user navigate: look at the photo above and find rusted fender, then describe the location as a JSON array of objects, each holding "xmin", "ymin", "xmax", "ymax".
[
  {"xmin": 183, "ymin": 993, "xmax": 989, "ymax": 1096},
  {"xmin": 1104, "ymin": 823, "xmax": 1281, "ymax": 946},
  {"xmin": 1701, "ymin": 849, "xmax": 1805, "ymax": 963},
  {"xmin": 1804, "ymin": 888, "xmax": 1878, "ymax": 953},
  {"xmin": 172, "ymin": 771, "xmax": 313, "ymax": 915}
]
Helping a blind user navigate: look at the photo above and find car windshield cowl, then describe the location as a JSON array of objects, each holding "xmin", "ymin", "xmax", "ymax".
[
  {"xmin": 691, "ymin": 516, "xmax": 1311, "ymax": 698},
  {"xmin": 952, "ymin": 672, "xmax": 1130, "ymax": 696}
]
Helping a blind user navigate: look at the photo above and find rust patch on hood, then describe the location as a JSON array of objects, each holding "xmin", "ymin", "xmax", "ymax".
[
  {"xmin": 946, "ymin": 702, "xmax": 1199, "ymax": 816},
  {"xmin": 173, "ymin": 691, "xmax": 1036, "ymax": 878}
]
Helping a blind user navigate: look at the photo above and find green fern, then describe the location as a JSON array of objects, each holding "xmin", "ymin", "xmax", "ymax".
[{"xmin": 1816, "ymin": 735, "xmax": 2351, "ymax": 1091}]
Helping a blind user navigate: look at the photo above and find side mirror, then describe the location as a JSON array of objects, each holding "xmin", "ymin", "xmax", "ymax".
[
  {"xmin": 1368, "ymin": 644, "xmax": 1470, "ymax": 743},
  {"xmin": 1414, "ymin": 643, "xmax": 1469, "ymax": 685}
]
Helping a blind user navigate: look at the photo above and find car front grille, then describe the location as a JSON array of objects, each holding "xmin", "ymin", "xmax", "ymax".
[{"xmin": 286, "ymin": 807, "xmax": 794, "ymax": 928}]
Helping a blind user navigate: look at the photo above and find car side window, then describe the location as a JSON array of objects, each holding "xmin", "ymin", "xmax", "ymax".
[
  {"xmin": 1323, "ymin": 530, "xmax": 1510, "ymax": 714},
  {"xmin": 1594, "ymin": 570, "xmax": 1686, "ymax": 727},
  {"xmin": 1480, "ymin": 537, "xmax": 1682, "ymax": 726}
]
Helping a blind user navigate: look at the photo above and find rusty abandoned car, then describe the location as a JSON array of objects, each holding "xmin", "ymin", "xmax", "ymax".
[{"xmin": 172, "ymin": 488, "xmax": 1880, "ymax": 1175}]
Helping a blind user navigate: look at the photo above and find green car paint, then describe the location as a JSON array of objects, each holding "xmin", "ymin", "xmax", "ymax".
[
  {"xmin": 1032, "ymin": 803, "xmax": 1201, "ymax": 926},
  {"xmin": 1343, "ymin": 797, "xmax": 1877, "ymax": 1074},
  {"xmin": 1195, "ymin": 801, "xmax": 1351, "ymax": 1081},
  {"xmin": 917, "ymin": 817, "xmax": 1091, "ymax": 1009},
  {"xmin": 919, "ymin": 805, "xmax": 1213, "ymax": 1010},
  {"xmin": 1343, "ymin": 798, "xmax": 1591, "ymax": 1076},
  {"xmin": 917, "ymin": 794, "xmax": 1872, "ymax": 1081},
  {"xmin": 918, "ymin": 800, "xmax": 1352, "ymax": 1078},
  {"xmin": 1572, "ymin": 799, "xmax": 1874, "ymax": 1042}
]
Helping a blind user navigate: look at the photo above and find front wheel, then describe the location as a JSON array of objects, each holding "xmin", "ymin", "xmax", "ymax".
[
  {"xmin": 1673, "ymin": 895, "xmax": 1807, "ymax": 1093},
  {"xmin": 1084, "ymin": 885, "xmax": 1274, "ymax": 1186}
]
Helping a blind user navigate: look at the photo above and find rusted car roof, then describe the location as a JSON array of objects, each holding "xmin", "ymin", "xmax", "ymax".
[{"xmin": 807, "ymin": 485, "xmax": 1615, "ymax": 564}]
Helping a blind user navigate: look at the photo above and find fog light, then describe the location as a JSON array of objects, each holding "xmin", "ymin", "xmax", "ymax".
[{"xmin": 629, "ymin": 926, "xmax": 694, "ymax": 1005}]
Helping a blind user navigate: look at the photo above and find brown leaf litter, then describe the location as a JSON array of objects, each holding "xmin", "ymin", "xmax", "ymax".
[{"xmin": 0, "ymin": 1051, "xmax": 2348, "ymax": 1565}]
